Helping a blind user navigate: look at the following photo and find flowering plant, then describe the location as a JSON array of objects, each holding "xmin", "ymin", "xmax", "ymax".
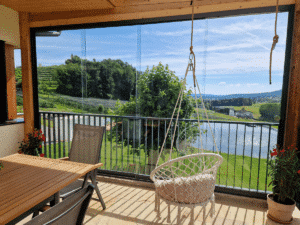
[
  {"xmin": 18, "ymin": 128, "xmax": 46, "ymax": 157},
  {"xmin": 268, "ymin": 145, "xmax": 300, "ymax": 204}
]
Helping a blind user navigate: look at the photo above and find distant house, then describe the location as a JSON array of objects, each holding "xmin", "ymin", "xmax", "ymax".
[
  {"xmin": 214, "ymin": 106, "xmax": 235, "ymax": 116},
  {"xmin": 235, "ymin": 108, "xmax": 253, "ymax": 119}
]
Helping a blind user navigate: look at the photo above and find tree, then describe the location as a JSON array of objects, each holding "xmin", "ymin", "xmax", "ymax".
[
  {"xmin": 15, "ymin": 68, "xmax": 22, "ymax": 89},
  {"xmin": 115, "ymin": 63, "xmax": 195, "ymax": 154},
  {"xmin": 259, "ymin": 103, "xmax": 281, "ymax": 121},
  {"xmin": 54, "ymin": 63, "xmax": 85, "ymax": 97},
  {"xmin": 54, "ymin": 55, "xmax": 137, "ymax": 101},
  {"xmin": 118, "ymin": 63, "xmax": 193, "ymax": 118}
]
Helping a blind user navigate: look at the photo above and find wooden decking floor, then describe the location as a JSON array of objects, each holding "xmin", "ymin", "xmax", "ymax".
[{"xmin": 17, "ymin": 180, "xmax": 300, "ymax": 224}]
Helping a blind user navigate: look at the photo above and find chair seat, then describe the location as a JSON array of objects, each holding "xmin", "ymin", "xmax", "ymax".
[
  {"xmin": 60, "ymin": 179, "xmax": 98, "ymax": 198},
  {"xmin": 60, "ymin": 180, "xmax": 85, "ymax": 198}
]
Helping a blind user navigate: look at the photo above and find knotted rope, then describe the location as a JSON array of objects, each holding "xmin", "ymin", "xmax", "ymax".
[{"xmin": 269, "ymin": 0, "xmax": 279, "ymax": 85}]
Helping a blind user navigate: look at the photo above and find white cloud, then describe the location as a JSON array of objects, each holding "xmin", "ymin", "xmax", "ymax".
[{"xmin": 218, "ymin": 82, "xmax": 226, "ymax": 86}]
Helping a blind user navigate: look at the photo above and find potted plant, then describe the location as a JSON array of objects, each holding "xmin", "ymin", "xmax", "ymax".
[
  {"xmin": 267, "ymin": 145, "xmax": 300, "ymax": 224},
  {"xmin": 18, "ymin": 128, "xmax": 46, "ymax": 157}
]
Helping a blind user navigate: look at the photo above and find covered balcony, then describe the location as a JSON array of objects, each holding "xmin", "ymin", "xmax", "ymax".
[{"xmin": 1, "ymin": 0, "xmax": 300, "ymax": 224}]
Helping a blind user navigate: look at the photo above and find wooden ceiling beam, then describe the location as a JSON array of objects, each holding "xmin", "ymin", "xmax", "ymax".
[{"xmin": 29, "ymin": 0, "xmax": 295, "ymax": 28}]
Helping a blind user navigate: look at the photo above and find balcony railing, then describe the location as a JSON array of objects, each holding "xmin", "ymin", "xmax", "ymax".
[{"xmin": 40, "ymin": 111, "xmax": 278, "ymax": 199}]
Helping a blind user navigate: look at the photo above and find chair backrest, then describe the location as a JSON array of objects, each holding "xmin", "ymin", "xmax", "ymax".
[
  {"xmin": 69, "ymin": 124, "xmax": 105, "ymax": 165},
  {"xmin": 25, "ymin": 184, "xmax": 95, "ymax": 225}
]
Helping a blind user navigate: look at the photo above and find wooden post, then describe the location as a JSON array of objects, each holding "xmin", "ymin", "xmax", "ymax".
[
  {"xmin": 19, "ymin": 12, "xmax": 34, "ymax": 136},
  {"xmin": 284, "ymin": 1, "xmax": 300, "ymax": 148},
  {"xmin": 5, "ymin": 44, "xmax": 17, "ymax": 120}
]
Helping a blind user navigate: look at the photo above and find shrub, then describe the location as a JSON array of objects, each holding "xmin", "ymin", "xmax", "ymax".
[
  {"xmin": 39, "ymin": 100, "xmax": 54, "ymax": 108},
  {"xmin": 259, "ymin": 103, "xmax": 280, "ymax": 121},
  {"xmin": 98, "ymin": 104, "xmax": 105, "ymax": 113},
  {"xmin": 16, "ymin": 95, "xmax": 23, "ymax": 106}
]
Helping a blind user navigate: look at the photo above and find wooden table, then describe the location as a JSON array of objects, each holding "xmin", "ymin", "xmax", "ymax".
[{"xmin": 0, "ymin": 154, "xmax": 103, "ymax": 225}]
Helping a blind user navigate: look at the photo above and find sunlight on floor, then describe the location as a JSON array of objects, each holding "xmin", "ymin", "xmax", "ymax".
[
  {"xmin": 83, "ymin": 182, "xmax": 300, "ymax": 225},
  {"xmin": 17, "ymin": 181, "xmax": 300, "ymax": 225}
]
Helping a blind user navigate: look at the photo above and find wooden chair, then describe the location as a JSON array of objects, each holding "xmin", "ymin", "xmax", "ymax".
[{"xmin": 25, "ymin": 184, "xmax": 95, "ymax": 225}]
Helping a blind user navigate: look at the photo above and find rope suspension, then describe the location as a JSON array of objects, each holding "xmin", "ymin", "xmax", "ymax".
[
  {"xmin": 150, "ymin": 2, "xmax": 223, "ymax": 222},
  {"xmin": 269, "ymin": 0, "xmax": 279, "ymax": 85},
  {"xmin": 156, "ymin": 0, "xmax": 219, "ymax": 167}
]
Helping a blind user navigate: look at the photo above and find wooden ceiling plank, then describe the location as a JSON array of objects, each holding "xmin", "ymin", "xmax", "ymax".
[
  {"xmin": 1, "ymin": 0, "xmax": 114, "ymax": 13},
  {"xmin": 29, "ymin": 0, "xmax": 295, "ymax": 28}
]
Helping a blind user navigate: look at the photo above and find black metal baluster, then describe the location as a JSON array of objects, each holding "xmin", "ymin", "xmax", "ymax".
[
  {"xmin": 122, "ymin": 118, "xmax": 124, "ymax": 171},
  {"xmin": 234, "ymin": 123, "xmax": 238, "ymax": 188},
  {"xmin": 219, "ymin": 123, "xmax": 223, "ymax": 184},
  {"xmin": 249, "ymin": 126, "xmax": 255, "ymax": 190},
  {"xmin": 57, "ymin": 113, "xmax": 61, "ymax": 158},
  {"xmin": 53, "ymin": 114, "xmax": 57, "ymax": 159},
  {"xmin": 48, "ymin": 113, "xmax": 52, "ymax": 158},
  {"xmin": 67, "ymin": 114, "xmax": 70, "ymax": 154},
  {"xmin": 110, "ymin": 116, "xmax": 113, "ymax": 170},
  {"xmin": 63, "ymin": 114, "xmax": 66, "ymax": 158},
  {"xmin": 145, "ymin": 118, "xmax": 148, "ymax": 174},
  {"xmin": 127, "ymin": 119, "xmax": 130, "ymax": 172},
  {"xmin": 42, "ymin": 113, "xmax": 46, "ymax": 157},
  {"xmin": 138, "ymin": 118, "xmax": 141, "ymax": 174},
  {"xmin": 226, "ymin": 123, "xmax": 230, "ymax": 187},
  {"xmin": 116, "ymin": 117, "xmax": 118, "ymax": 171},
  {"xmin": 105, "ymin": 116, "xmax": 107, "ymax": 170},
  {"xmin": 257, "ymin": 125, "xmax": 263, "ymax": 191},
  {"xmin": 241, "ymin": 124, "xmax": 246, "ymax": 189},
  {"xmin": 265, "ymin": 125, "xmax": 272, "ymax": 193}
]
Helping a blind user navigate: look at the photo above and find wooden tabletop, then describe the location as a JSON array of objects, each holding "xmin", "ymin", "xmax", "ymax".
[{"xmin": 0, "ymin": 154, "xmax": 103, "ymax": 225}]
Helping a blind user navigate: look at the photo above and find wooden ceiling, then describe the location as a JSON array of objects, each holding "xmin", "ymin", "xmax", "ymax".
[{"xmin": 1, "ymin": 0, "xmax": 295, "ymax": 28}]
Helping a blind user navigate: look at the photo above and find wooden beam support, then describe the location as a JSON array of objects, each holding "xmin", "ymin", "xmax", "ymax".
[
  {"xmin": 5, "ymin": 44, "xmax": 17, "ymax": 120},
  {"xmin": 29, "ymin": 0, "xmax": 294, "ymax": 28},
  {"xmin": 19, "ymin": 12, "xmax": 35, "ymax": 136},
  {"xmin": 284, "ymin": 1, "xmax": 300, "ymax": 148}
]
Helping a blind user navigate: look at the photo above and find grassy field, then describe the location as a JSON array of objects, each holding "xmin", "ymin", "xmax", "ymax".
[
  {"xmin": 232, "ymin": 103, "xmax": 264, "ymax": 120},
  {"xmin": 42, "ymin": 135, "xmax": 272, "ymax": 192}
]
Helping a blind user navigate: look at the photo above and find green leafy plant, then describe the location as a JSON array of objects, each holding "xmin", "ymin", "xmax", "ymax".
[
  {"xmin": 18, "ymin": 128, "xmax": 46, "ymax": 156},
  {"xmin": 268, "ymin": 145, "xmax": 300, "ymax": 204}
]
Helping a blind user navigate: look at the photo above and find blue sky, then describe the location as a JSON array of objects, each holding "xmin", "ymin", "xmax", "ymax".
[{"xmin": 14, "ymin": 11, "xmax": 289, "ymax": 95}]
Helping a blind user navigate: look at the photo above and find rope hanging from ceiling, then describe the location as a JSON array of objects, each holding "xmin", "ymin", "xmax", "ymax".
[{"xmin": 269, "ymin": 0, "xmax": 280, "ymax": 85}]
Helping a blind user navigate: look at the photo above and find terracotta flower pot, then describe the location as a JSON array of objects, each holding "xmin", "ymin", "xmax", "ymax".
[{"xmin": 267, "ymin": 194, "xmax": 296, "ymax": 224}]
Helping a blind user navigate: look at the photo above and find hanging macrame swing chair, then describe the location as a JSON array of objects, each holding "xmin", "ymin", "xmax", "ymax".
[{"xmin": 150, "ymin": 2, "xmax": 223, "ymax": 224}]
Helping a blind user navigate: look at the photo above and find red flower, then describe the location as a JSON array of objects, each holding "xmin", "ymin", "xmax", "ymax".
[
  {"xmin": 41, "ymin": 134, "xmax": 46, "ymax": 142},
  {"xmin": 39, "ymin": 153, "xmax": 45, "ymax": 157},
  {"xmin": 273, "ymin": 148, "xmax": 277, "ymax": 152},
  {"xmin": 298, "ymin": 170, "xmax": 300, "ymax": 174},
  {"xmin": 271, "ymin": 151, "xmax": 277, "ymax": 157},
  {"xmin": 34, "ymin": 132, "xmax": 38, "ymax": 138},
  {"xmin": 39, "ymin": 129, "xmax": 43, "ymax": 133},
  {"xmin": 39, "ymin": 145, "xmax": 42, "ymax": 148},
  {"xmin": 280, "ymin": 149, "xmax": 285, "ymax": 153}
]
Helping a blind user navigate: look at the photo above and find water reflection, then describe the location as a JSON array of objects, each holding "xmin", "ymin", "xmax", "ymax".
[{"xmin": 191, "ymin": 122, "xmax": 277, "ymax": 159}]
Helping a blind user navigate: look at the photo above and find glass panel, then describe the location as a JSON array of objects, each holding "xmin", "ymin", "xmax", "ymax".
[{"xmin": 35, "ymin": 11, "xmax": 290, "ymax": 192}]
